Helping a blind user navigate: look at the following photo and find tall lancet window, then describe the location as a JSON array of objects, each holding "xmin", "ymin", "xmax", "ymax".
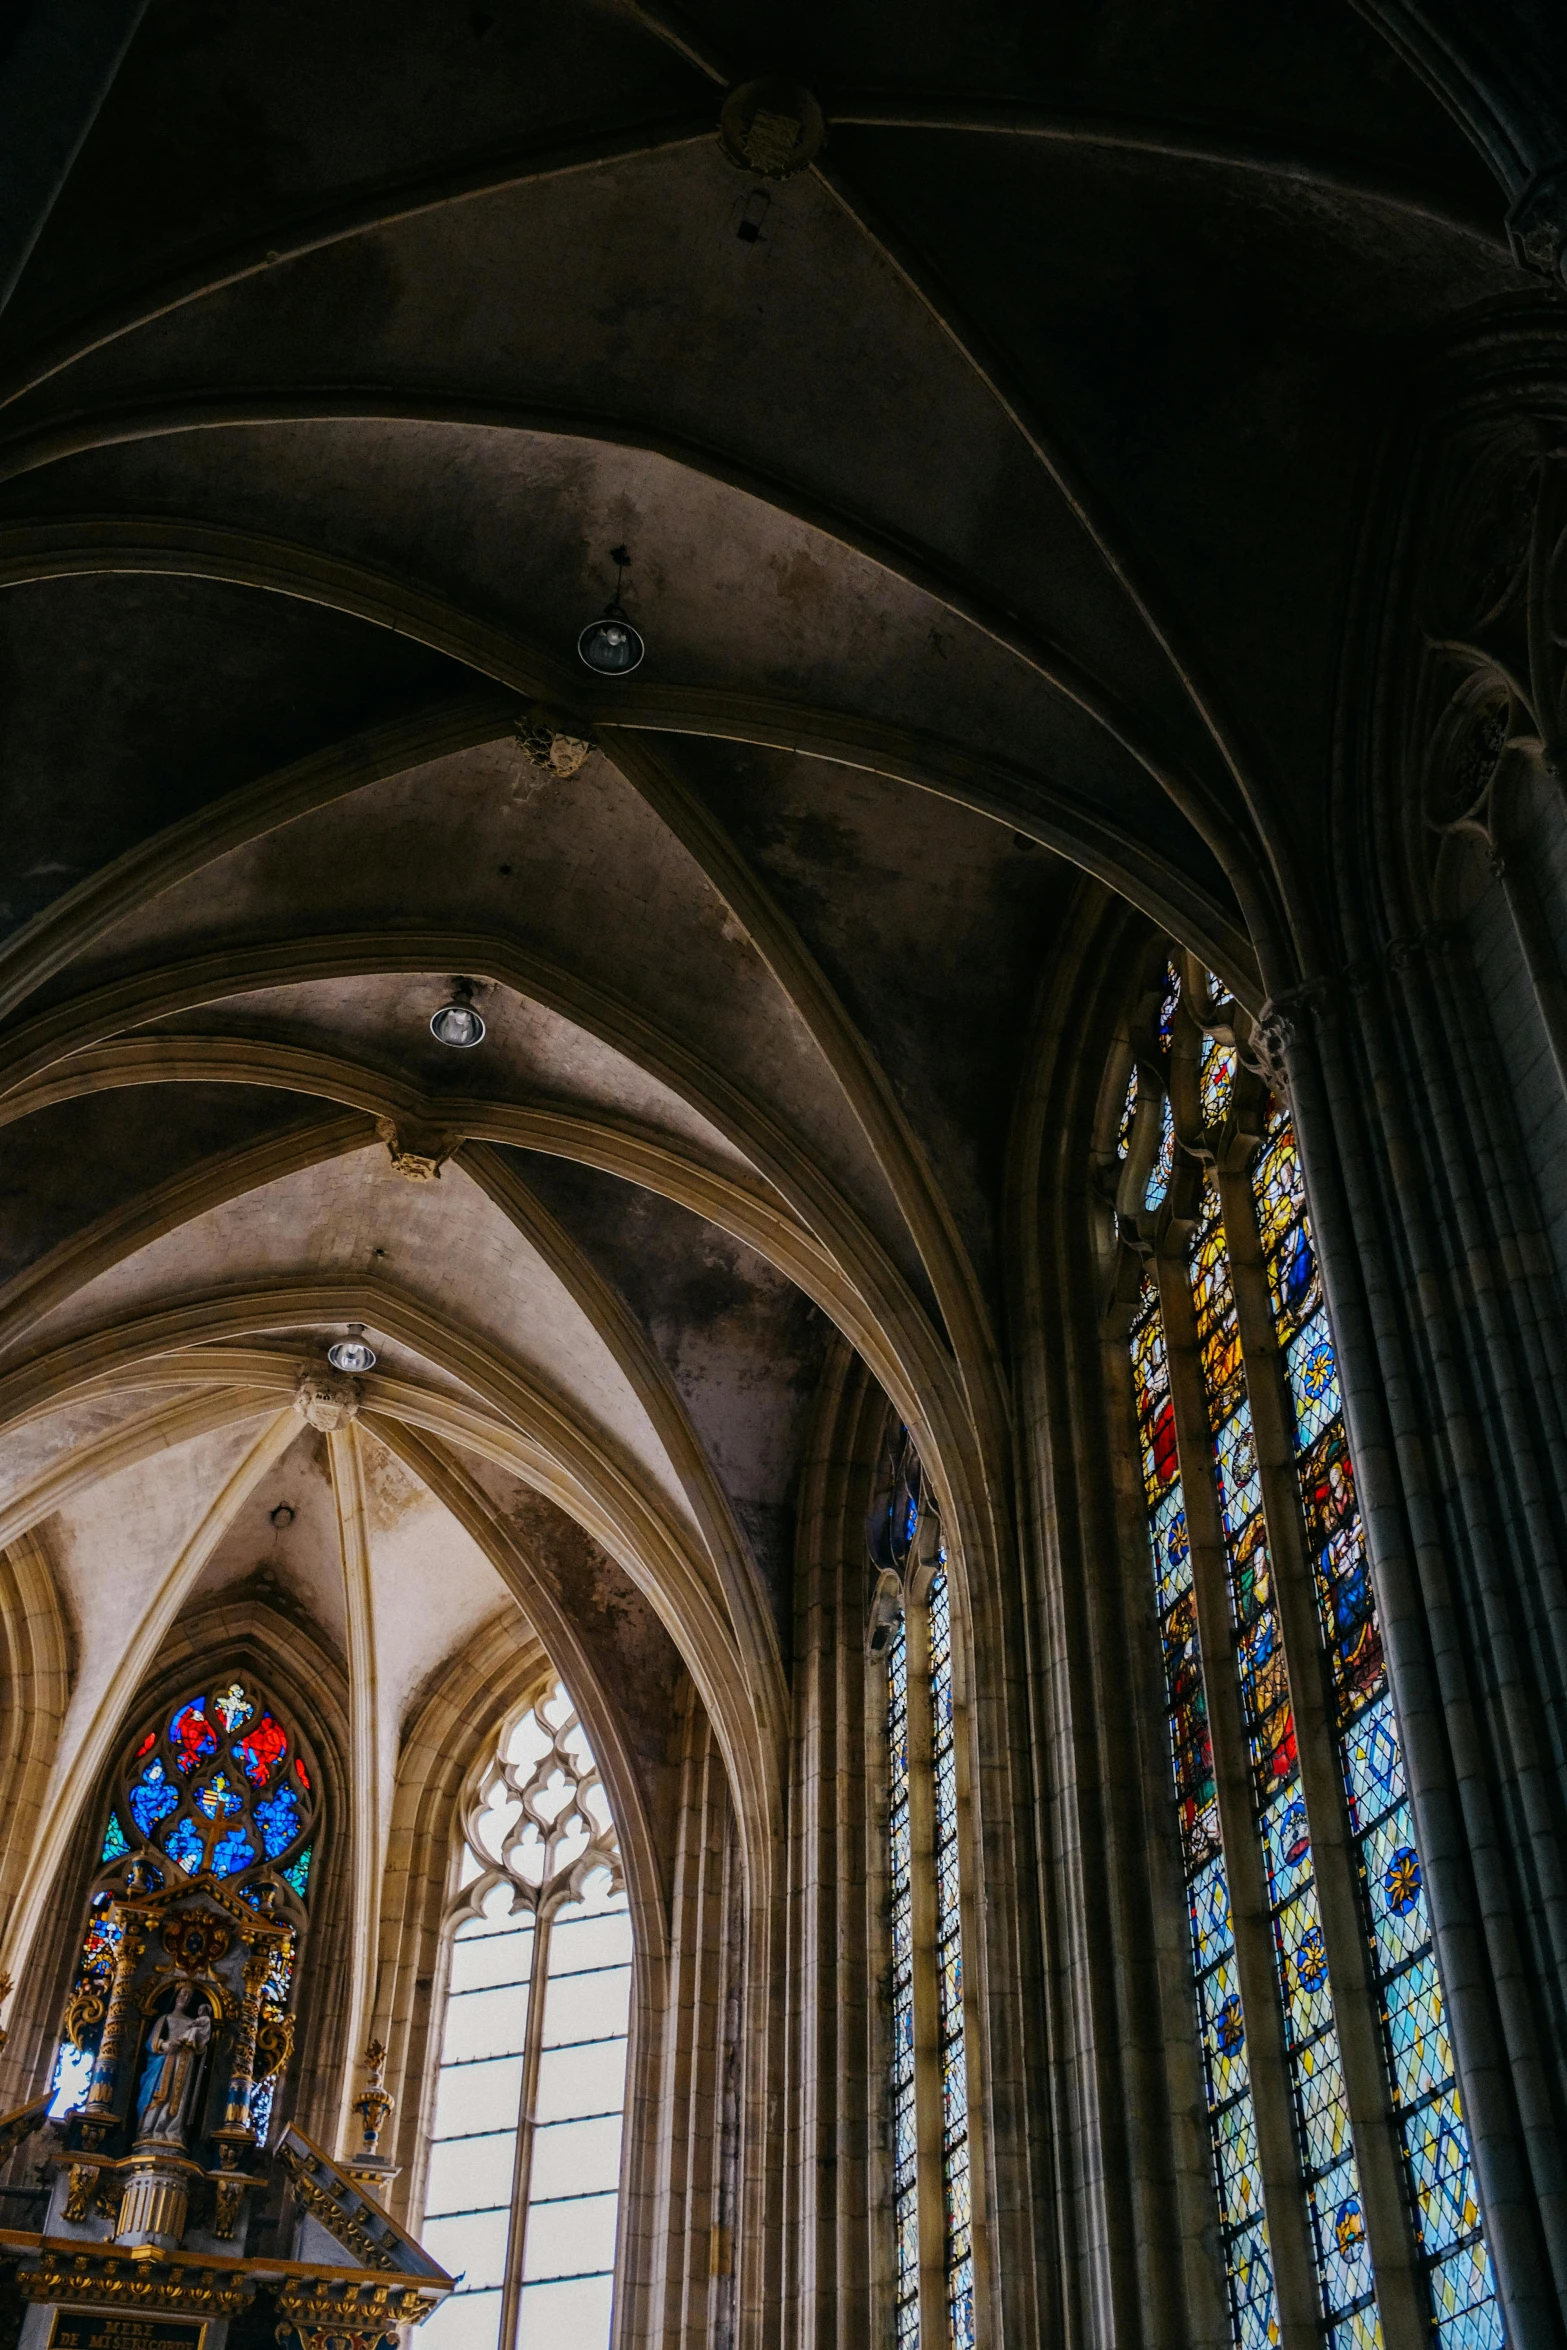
[
  {"xmin": 1113, "ymin": 956, "xmax": 1500, "ymax": 2350},
  {"xmin": 421, "ymin": 1684, "xmax": 632, "ymax": 2350},
  {"xmin": 871, "ymin": 1429, "xmax": 974, "ymax": 2350}
]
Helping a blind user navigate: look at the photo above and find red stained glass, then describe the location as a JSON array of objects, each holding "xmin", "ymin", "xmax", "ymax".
[
  {"xmin": 169, "ymin": 1700, "xmax": 218, "ymax": 1775},
  {"xmin": 235, "ymin": 1714, "xmax": 287, "ymax": 1786},
  {"xmin": 136, "ymin": 1731, "xmax": 156, "ymax": 1757},
  {"xmin": 295, "ymin": 1757, "xmax": 311, "ymax": 1791}
]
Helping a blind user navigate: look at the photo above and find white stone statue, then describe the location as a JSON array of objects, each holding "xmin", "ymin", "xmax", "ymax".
[{"xmin": 135, "ymin": 1981, "xmax": 213, "ymax": 2145}]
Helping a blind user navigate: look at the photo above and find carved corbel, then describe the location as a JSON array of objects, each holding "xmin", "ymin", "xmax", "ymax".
[{"xmin": 373, "ymin": 1116, "xmax": 458, "ymax": 1183}]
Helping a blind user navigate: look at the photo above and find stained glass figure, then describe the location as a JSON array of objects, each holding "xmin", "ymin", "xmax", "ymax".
[
  {"xmin": 213, "ymin": 1683, "xmax": 255, "ymax": 1734},
  {"xmin": 255, "ymin": 1785, "xmax": 303, "ymax": 1857},
  {"xmin": 236, "ymin": 1713, "xmax": 287, "ymax": 1785},
  {"xmin": 163, "ymin": 1815, "xmax": 205, "ymax": 1874},
  {"xmin": 1130, "ymin": 1276, "xmax": 1278, "ymax": 2345},
  {"xmin": 169, "ymin": 1700, "xmax": 218, "ymax": 1774},
  {"xmin": 1250, "ymin": 1105, "xmax": 1500, "ymax": 2344},
  {"xmin": 129, "ymin": 1758, "xmax": 179, "ymax": 1836}
]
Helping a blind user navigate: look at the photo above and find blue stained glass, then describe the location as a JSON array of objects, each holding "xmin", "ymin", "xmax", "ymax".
[
  {"xmin": 100, "ymin": 1814, "xmax": 129, "ymax": 1863},
  {"xmin": 1146, "ymin": 1093, "xmax": 1177, "ymax": 1210},
  {"xmin": 1286, "ymin": 1313, "xmax": 1341, "ymax": 1446},
  {"xmin": 283, "ymin": 1845, "xmax": 312, "ymax": 1898},
  {"xmin": 1231, "ymin": 2227, "xmax": 1280, "ymax": 2350},
  {"xmin": 1190, "ymin": 1863, "xmax": 1234, "ymax": 1969},
  {"xmin": 1310, "ymin": 2159, "xmax": 1376, "ymax": 2313},
  {"xmin": 129, "ymin": 1760, "xmax": 179, "ymax": 1835},
  {"xmin": 1430, "ymin": 2244, "xmax": 1505, "ymax": 2348},
  {"xmin": 211, "ymin": 1827, "xmax": 255, "ymax": 1878},
  {"xmin": 1340, "ymin": 1696, "xmax": 1404, "ymax": 1831},
  {"xmin": 196, "ymin": 1771, "xmax": 243, "ymax": 1820},
  {"xmin": 1384, "ymin": 1959, "xmax": 1454, "ymax": 2107},
  {"xmin": 163, "ymin": 1815, "xmax": 204, "ymax": 1874},
  {"xmin": 1248, "ymin": 1107, "xmax": 1499, "ymax": 2342},
  {"xmin": 1150, "ymin": 1492, "xmax": 1191, "ymax": 1612},
  {"xmin": 1404, "ymin": 2092, "xmax": 1482, "ymax": 2253},
  {"xmin": 255, "ymin": 1784, "xmax": 303, "ymax": 1858}
]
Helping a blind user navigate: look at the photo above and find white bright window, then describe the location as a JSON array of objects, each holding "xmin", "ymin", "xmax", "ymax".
[{"xmin": 420, "ymin": 1685, "xmax": 632, "ymax": 2350}]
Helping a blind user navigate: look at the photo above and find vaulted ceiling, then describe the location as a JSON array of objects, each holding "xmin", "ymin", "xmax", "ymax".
[{"xmin": 0, "ymin": 0, "xmax": 1531, "ymax": 1935}]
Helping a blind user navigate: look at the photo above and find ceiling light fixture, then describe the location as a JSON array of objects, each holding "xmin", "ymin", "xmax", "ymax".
[
  {"xmin": 430, "ymin": 977, "xmax": 486, "ymax": 1049},
  {"xmin": 327, "ymin": 1323, "xmax": 377, "ymax": 1373},
  {"xmin": 577, "ymin": 545, "xmax": 644, "ymax": 676}
]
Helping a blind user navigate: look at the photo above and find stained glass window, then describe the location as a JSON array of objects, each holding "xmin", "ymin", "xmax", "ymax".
[
  {"xmin": 1131, "ymin": 1275, "xmax": 1279, "ymax": 2347},
  {"xmin": 1114, "ymin": 958, "xmax": 1501, "ymax": 2350},
  {"xmin": 1251, "ymin": 1106, "xmax": 1501, "ymax": 2350},
  {"xmin": 49, "ymin": 1674, "xmax": 317, "ymax": 2131},
  {"xmin": 420, "ymin": 1683, "xmax": 630, "ymax": 2350},
  {"xmin": 873, "ymin": 1433, "xmax": 975, "ymax": 2350}
]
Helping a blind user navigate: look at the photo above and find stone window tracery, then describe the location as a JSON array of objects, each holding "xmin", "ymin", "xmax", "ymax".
[
  {"xmin": 871, "ymin": 1430, "xmax": 974, "ymax": 2350},
  {"xmin": 420, "ymin": 1682, "xmax": 631, "ymax": 2350},
  {"xmin": 1111, "ymin": 953, "xmax": 1501, "ymax": 2350}
]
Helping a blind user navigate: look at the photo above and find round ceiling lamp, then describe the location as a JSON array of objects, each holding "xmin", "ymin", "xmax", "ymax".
[
  {"xmin": 430, "ymin": 977, "xmax": 486, "ymax": 1049},
  {"xmin": 578, "ymin": 544, "xmax": 644, "ymax": 676},
  {"xmin": 327, "ymin": 1323, "xmax": 377, "ymax": 1373},
  {"xmin": 718, "ymin": 78, "xmax": 825, "ymax": 179}
]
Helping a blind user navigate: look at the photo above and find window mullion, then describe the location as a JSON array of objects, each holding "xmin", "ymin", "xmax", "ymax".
[
  {"xmin": 1156, "ymin": 1247, "xmax": 1323, "ymax": 2348},
  {"xmin": 904, "ymin": 1588, "xmax": 949, "ymax": 2350},
  {"xmin": 1218, "ymin": 1167, "xmax": 1426, "ymax": 2350},
  {"xmin": 499, "ymin": 1901, "xmax": 552, "ymax": 2350}
]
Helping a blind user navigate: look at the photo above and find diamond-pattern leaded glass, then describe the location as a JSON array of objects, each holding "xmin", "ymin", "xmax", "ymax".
[
  {"xmin": 1129, "ymin": 1277, "xmax": 1278, "ymax": 2346},
  {"xmin": 1249, "ymin": 1107, "xmax": 1500, "ymax": 2343}
]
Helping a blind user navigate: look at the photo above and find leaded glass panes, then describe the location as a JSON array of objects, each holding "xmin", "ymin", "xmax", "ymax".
[
  {"xmin": 1116, "ymin": 957, "xmax": 1501, "ymax": 2350},
  {"xmin": 1251, "ymin": 1105, "xmax": 1501, "ymax": 2347},
  {"xmin": 421, "ymin": 1685, "xmax": 630, "ymax": 2350},
  {"xmin": 1190, "ymin": 1169, "xmax": 1376, "ymax": 2342},
  {"xmin": 876, "ymin": 1436, "xmax": 974, "ymax": 2350},
  {"xmin": 1131, "ymin": 1274, "xmax": 1278, "ymax": 2346},
  {"xmin": 887, "ymin": 1612, "xmax": 920, "ymax": 2350},
  {"xmin": 929, "ymin": 1573, "xmax": 973, "ymax": 2350}
]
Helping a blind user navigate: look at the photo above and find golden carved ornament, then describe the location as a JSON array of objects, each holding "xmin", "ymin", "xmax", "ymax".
[
  {"xmin": 63, "ymin": 2164, "xmax": 99, "ymax": 2223},
  {"xmin": 256, "ymin": 2009, "xmax": 296, "ymax": 2083},
  {"xmin": 212, "ymin": 2175, "xmax": 247, "ymax": 2239},
  {"xmin": 278, "ymin": 2147, "xmax": 395, "ymax": 2272},
  {"xmin": 62, "ymin": 1979, "xmax": 108, "ymax": 2052},
  {"xmin": 19, "ymin": 2251, "xmax": 249, "ymax": 2316},
  {"xmin": 277, "ymin": 2279, "xmax": 429, "ymax": 2331},
  {"xmin": 162, "ymin": 1915, "xmax": 232, "ymax": 1973}
]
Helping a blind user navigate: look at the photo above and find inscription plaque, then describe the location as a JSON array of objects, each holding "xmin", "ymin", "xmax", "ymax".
[{"xmin": 47, "ymin": 2314, "xmax": 208, "ymax": 2350}]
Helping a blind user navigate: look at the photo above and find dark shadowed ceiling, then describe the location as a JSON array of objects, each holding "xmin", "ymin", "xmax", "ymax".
[{"xmin": 0, "ymin": 0, "xmax": 1536, "ymax": 1885}]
